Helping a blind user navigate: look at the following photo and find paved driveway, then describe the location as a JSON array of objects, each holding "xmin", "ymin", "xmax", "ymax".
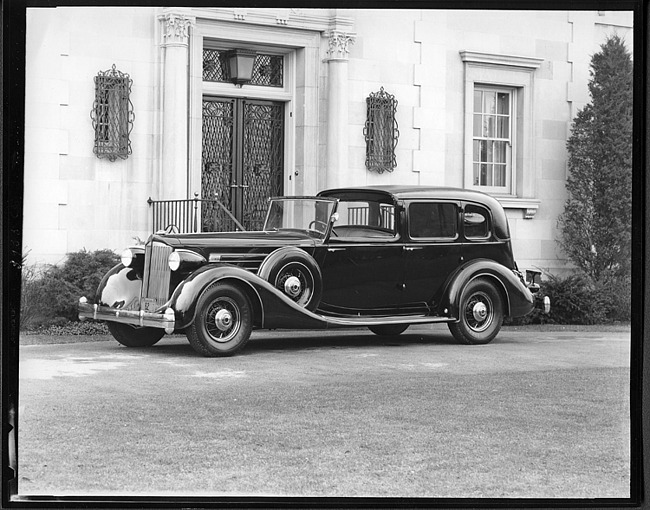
[{"xmin": 16, "ymin": 325, "xmax": 631, "ymax": 500}]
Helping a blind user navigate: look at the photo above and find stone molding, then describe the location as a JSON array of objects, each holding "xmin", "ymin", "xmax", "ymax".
[
  {"xmin": 161, "ymin": 12, "xmax": 195, "ymax": 47},
  {"xmin": 326, "ymin": 30, "xmax": 356, "ymax": 61},
  {"xmin": 459, "ymin": 50, "xmax": 543, "ymax": 70},
  {"xmin": 496, "ymin": 197, "xmax": 541, "ymax": 219}
]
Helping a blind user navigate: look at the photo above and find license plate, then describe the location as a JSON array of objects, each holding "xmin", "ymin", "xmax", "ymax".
[{"xmin": 141, "ymin": 298, "xmax": 157, "ymax": 312}]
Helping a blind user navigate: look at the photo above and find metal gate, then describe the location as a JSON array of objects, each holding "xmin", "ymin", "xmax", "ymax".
[{"xmin": 202, "ymin": 97, "xmax": 284, "ymax": 232}]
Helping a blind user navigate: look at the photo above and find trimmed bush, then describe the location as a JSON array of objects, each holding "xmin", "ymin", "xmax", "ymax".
[
  {"xmin": 20, "ymin": 249, "xmax": 119, "ymax": 330},
  {"xmin": 505, "ymin": 271, "xmax": 630, "ymax": 326}
]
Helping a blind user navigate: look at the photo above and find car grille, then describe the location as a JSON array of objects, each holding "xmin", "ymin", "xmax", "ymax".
[{"xmin": 141, "ymin": 241, "xmax": 173, "ymax": 309}]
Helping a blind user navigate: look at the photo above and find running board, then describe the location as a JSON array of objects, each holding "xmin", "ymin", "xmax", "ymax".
[{"xmin": 320, "ymin": 315, "xmax": 454, "ymax": 328}]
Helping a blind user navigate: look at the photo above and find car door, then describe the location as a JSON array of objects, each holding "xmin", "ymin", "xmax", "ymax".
[
  {"xmin": 401, "ymin": 200, "xmax": 462, "ymax": 311},
  {"xmin": 315, "ymin": 201, "xmax": 404, "ymax": 313}
]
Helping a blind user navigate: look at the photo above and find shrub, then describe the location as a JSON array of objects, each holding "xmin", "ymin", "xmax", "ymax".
[
  {"xmin": 595, "ymin": 272, "xmax": 631, "ymax": 322},
  {"xmin": 541, "ymin": 273, "xmax": 608, "ymax": 325},
  {"xmin": 505, "ymin": 271, "xmax": 630, "ymax": 326},
  {"xmin": 20, "ymin": 249, "xmax": 119, "ymax": 330}
]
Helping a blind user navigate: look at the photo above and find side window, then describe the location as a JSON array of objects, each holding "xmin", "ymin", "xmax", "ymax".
[
  {"xmin": 335, "ymin": 200, "xmax": 396, "ymax": 234},
  {"xmin": 463, "ymin": 205, "xmax": 490, "ymax": 239},
  {"xmin": 409, "ymin": 203, "xmax": 457, "ymax": 239}
]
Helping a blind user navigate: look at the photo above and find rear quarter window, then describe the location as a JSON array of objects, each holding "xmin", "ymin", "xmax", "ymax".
[{"xmin": 463, "ymin": 204, "xmax": 491, "ymax": 239}]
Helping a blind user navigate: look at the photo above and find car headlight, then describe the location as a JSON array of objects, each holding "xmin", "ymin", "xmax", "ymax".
[
  {"xmin": 168, "ymin": 251, "xmax": 181, "ymax": 271},
  {"xmin": 168, "ymin": 250, "xmax": 206, "ymax": 272},
  {"xmin": 121, "ymin": 248, "xmax": 134, "ymax": 267}
]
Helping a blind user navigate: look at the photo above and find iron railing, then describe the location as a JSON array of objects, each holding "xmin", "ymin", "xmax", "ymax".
[{"xmin": 147, "ymin": 194, "xmax": 245, "ymax": 234}]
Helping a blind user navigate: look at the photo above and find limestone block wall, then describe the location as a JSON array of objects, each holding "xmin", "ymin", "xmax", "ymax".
[
  {"xmin": 336, "ymin": 9, "xmax": 632, "ymax": 275},
  {"xmin": 24, "ymin": 7, "xmax": 161, "ymax": 264}
]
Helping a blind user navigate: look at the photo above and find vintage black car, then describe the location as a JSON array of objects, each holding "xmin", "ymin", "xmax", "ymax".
[{"xmin": 79, "ymin": 186, "xmax": 548, "ymax": 356}]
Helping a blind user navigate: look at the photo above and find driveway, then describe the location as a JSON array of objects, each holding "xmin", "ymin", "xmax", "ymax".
[{"xmin": 16, "ymin": 325, "xmax": 631, "ymax": 499}]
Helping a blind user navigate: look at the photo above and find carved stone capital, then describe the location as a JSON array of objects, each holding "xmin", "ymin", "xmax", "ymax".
[
  {"xmin": 326, "ymin": 30, "xmax": 355, "ymax": 61},
  {"xmin": 161, "ymin": 12, "xmax": 195, "ymax": 47}
]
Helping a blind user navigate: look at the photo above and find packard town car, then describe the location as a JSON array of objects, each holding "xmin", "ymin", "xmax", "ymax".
[{"xmin": 79, "ymin": 186, "xmax": 549, "ymax": 356}]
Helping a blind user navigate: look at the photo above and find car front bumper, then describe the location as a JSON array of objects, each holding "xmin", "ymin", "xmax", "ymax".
[{"xmin": 78, "ymin": 297, "xmax": 176, "ymax": 334}]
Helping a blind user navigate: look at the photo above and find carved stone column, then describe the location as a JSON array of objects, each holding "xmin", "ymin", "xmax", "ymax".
[
  {"xmin": 160, "ymin": 11, "xmax": 194, "ymax": 200},
  {"xmin": 325, "ymin": 29, "xmax": 355, "ymax": 189}
]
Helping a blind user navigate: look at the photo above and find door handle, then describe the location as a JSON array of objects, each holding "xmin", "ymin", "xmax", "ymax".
[
  {"xmin": 403, "ymin": 246, "xmax": 422, "ymax": 251},
  {"xmin": 327, "ymin": 247, "xmax": 345, "ymax": 252}
]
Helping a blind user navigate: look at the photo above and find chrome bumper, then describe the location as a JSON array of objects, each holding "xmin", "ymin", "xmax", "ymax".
[{"xmin": 78, "ymin": 297, "xmax": 175, "ymax": 334}]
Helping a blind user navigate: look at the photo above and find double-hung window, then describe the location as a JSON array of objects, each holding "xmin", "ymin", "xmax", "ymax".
[
  {"xmin": 460, "ymin": 51, "xmax": 542, "ymax": 210},
  {"xmin": 472, "ymin": 86, "xmax": 513, "ymax": 192}
]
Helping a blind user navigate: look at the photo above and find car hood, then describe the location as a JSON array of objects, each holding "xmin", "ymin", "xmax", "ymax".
[{"xmin": 150, "ymin": 230, "xmax": 319, "ymax": 251}]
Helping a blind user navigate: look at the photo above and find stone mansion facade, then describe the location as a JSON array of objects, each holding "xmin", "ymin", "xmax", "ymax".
[{"xmin": 22, "ymin": 7, "xmax": 634, "ymax": 275}]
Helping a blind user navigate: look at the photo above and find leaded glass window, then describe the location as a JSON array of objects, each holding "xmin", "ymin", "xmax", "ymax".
[
  {"xmin": 90, "ymin": 64, "xmax": 134, "ymax": 161},
  {"xmin": 203, "ymin": 48, "xmax": 284, "ymax": 87}
]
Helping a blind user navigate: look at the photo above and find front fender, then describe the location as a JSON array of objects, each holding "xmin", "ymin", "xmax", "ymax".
[
  {"xmin": 96, "ymin": 263, "xmax": 142, "ymax": 310},
  {"xmin": 440, "ymin": 259, "xmax": 534, "ymax": 319},
  {"xmin": 169, "ymin": 265, "xmax": 330, "ymax": 331}
]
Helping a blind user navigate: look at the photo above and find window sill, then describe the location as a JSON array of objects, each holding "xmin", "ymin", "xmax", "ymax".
[{"xmin": 494, "ymin": 197, "xmax": 541, "ymax": 219}]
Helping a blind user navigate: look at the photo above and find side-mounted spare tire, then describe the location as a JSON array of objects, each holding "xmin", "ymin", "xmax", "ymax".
[{"xmin": 258, "ymin": 247, "xmax": 322, "ymax": 311}]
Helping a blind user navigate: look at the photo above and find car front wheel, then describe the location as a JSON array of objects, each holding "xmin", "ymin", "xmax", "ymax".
[
  {"xmin": 107, "ymin": 322, "xmax": 165, "ymax": 347},
  {"xmin": 448, "ymin": 277, "xmax": 504, "ymax": 345},
  {"xmin": 186, "ymin": 283, "xmax": 252, "ymax": 357}
]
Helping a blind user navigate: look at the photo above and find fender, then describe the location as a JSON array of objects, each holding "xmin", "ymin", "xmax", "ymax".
[
  {"xmin": 95, "ymin": 263, "xmax": 142, "ymax": 310},
  {"xmin": 169, "ymin": 265, "xmax": 331, "ymax": 331},
  {"xmin": 440, "ymin": 259, "xmax": 534, "ymax": 320}
]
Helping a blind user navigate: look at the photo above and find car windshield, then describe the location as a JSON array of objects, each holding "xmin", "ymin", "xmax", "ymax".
[{"xmin": 263, "ymin": 198, "xmax": 337, "ymax": 238}]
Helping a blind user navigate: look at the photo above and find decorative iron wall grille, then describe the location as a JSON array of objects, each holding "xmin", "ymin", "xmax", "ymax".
[
  {"xmin": 90, "ymin": 64, "xmax": 134, "ymax": 161},
  {"xmin": 363, "ymin": 87, "xmax": 399, "ymax": 173},
  {"xmin": 203, "ymin": 48, "xmax": 284, "ymax": 87}
]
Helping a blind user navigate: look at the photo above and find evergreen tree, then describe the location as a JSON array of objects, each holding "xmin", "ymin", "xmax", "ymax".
[{"xmin": 558, "ymin": 35, "xmax": 633, "ymax": 281}]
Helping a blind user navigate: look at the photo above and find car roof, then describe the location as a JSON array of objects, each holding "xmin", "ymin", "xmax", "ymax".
[
  {"xmin": 319, "ymin": 185, "xmax": 495, "ymax": 204},
  {"xmin": 318, "ymin": 185, "xmax": 511, "ymax": 240}
]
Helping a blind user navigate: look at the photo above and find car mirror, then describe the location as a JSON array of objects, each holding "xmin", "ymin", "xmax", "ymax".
[{"xmin": 331, "ymin": 212, "xmax": 339, "ymax": 223}]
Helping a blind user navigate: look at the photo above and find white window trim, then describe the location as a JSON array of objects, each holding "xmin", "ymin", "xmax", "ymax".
[
  {"xmin": 460, "ymin": 50, "xmax": 543, "ymax": 218},
  {"xmin": 472, "ymin": 85, "xmax": 516, "ymax": 194}
]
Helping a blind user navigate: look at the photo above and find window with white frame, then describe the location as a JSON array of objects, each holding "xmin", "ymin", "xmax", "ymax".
[
  {"xmin": 472, "ymin": 86, "xmax": 514, "ymax": 192},
  {"xmin": 460, "ymin": 51, "xmax": 542, "ymax": 207}
]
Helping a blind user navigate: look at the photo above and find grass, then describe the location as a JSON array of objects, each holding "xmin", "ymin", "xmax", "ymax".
[{"xmin": 17, "ymin": 337, "xmax": 630, "ymax": 498}]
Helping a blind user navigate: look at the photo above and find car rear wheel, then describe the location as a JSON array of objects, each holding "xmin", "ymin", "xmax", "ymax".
[
  {"xmin": 186, "ymin": 283, "xmax": 252, "ymax": 357},
  {"xmin": 107, "ymin": 322, "xmax": 165, "ymax": 347},
  {"xmin": 368, "ymin": 324, "xmax": 409, "ymax": 336},
  {"xmin": 448, "ymin": 277, "xmax": 504, "ymax": 345}
]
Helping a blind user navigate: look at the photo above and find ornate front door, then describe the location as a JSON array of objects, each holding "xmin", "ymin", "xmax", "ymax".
[{"xmin": 202, "ymin": 97, "xmax": 284, "ymax": 231}]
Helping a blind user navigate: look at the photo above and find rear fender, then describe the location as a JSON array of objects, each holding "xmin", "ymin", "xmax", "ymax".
[{"xmin": 440, "ymin": 259, "xmax": 534, "ymax": 319}]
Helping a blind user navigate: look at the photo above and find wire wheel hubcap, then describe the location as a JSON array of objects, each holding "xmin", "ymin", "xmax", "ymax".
[
  {"xmin": 465, "ymin": 291, "xmax": 493, "ymax": 332},
  {"xmin": 283, "ymin": 275, "xmax": 302, "ymax": 298},
  {"xmin": 205, "ymin": 297, "xmax": 240, "ymax": 343},
  {"xmin": 276, "ymin": 263, "xmax": 313, "ymax": 306}
]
